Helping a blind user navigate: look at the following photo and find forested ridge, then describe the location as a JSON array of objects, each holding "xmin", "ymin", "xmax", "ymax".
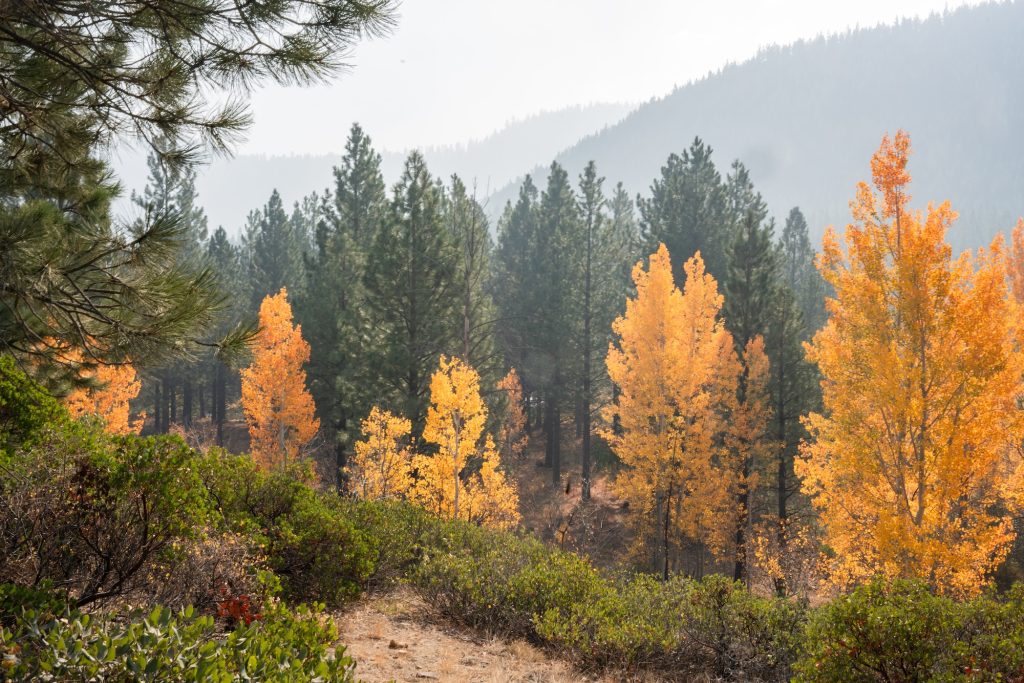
[
  {"xmin": 3, "ymin": 1, "xmax": 1024, "ymax": 682},
  {"xmin": 490, "ymin": 0, "xmax": 1024, "ymax": 251}
]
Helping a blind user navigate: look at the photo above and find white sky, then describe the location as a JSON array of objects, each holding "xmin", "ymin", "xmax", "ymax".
[{"xmin": 239, "ymin": 0, "xmax": 984, "ymax": 156}]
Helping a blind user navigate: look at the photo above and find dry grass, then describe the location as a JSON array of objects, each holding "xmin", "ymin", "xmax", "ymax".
[{"xmin": 336, "ymin": 588, "xmax": 630, "ymax": 683}]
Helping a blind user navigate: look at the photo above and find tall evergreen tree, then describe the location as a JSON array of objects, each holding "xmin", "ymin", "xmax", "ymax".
[
  {"xmin": 250, "ymin": 189, "xmax": 307, "ymax": 306},
  {"xmin": 0, "ymin": 1, "xmax": 394, "ymax": 390},
  {"xmin": 638, "ymin": 138, "xmax": 730, "ymax": 281},
  {"xmin": 536, "ymin": 162, "xmax": 582, "ymax": 486},
  {"xmin": 724, "ymin": 209, "xmax": 778, "ymax": 584},
  {"xmin": 494, "ymin": 177, "xmax": 541, "ymax": 397},
  {"xmin": 446, "ymin": 175, "xmax": 497, "ymax": 378},
  {"xmin": 299, "ymin": 123, "xmax": 388, "ymax": 489},
  {"xmin": 364, "ymin": 152, "xmax": 459, "ymax": 434},
  {"xmin": 779, "ymin": 207, "xmax": 827, "ymax": 335},
  {"xmin": 206, "ymin": 227, "xmax": 244, "ymax": 446}
]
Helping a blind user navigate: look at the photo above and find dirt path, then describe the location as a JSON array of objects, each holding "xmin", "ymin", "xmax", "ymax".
[{"xmin": 335, "ymin": 589, "xmax": 619, "ymax": 683}]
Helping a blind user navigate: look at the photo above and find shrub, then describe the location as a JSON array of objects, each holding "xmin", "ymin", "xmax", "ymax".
[
  {"xmin": 537, "ymin": 573, "xmax": 803, "ymax": 681},
  {"xmin": 198, "ymin": 451, "xmax": 375, "ymax": 607},
  {"xmin": 1, "ymin": 424, "xmax": 210, "ymax": 607},
  {"xmin": 0, "ymin": 594, "xmax": 357, "ymax": 682},
  {"xmin": 415, "ymin": 523, "xmax": 607, "ymax": 639},
  {"xmin": 794, "ymin": 579, "xmax": 1024, "ymax": 682}
]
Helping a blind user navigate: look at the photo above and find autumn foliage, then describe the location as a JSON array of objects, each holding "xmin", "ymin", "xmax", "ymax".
[
  {"xmin": 58, "ymin": 346, "xmax": 144, "ymax": 435},
  {"xmin": 497, "ymin": 367, "xmax": 529, "ymax": 461},
  {"xmin": 241, "ymin": 288, "xmax": 319, "ymax": 471},
  {"xmin": 349, "ymin": 406, "xmax": 414, "ymax": 500},
  {"xmin": 412, "ymin": 356, "xmax": 520, "ymax": 530},
  {"xmin": 603, "ymin": 245, "xmax": 742, "ymax": 576},
  {"xmin": 798, "ymin": 132, "xmax": 1024, "ymax": 595}
]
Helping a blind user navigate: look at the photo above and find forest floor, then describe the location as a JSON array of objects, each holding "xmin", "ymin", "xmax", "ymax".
[{"xmin": 335, "ymin": 588, "xmax": 653, "ymax": 683}]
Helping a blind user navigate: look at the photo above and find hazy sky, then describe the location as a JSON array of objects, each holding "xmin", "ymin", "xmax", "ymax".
[{"xmin": 238, "ymin": 0, "xmax": 983, "ymax": 156}]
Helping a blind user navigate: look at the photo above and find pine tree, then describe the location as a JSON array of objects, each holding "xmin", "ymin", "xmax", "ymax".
[
  {"xmin": 299, "ymin": 123, "xmax": 388, "ymax": 489},
  {"xmin": 0, "ymin": 1, "xmax": 393, "ymax": 390},
  {"xmin": 494, "ymin": 176, "xmax": 541, "ymax": 405},
  {"xmin": 779, "ymin": 207, "xmax": 827, "ymax": 335},
  {"xmin": 251, "ymin": 190, "xmax": 307, "ymax": 306},
  {"xmin": 723, "ymin": 206, "xmax": 778, "ymax": 584},
  {"xmin": 363, "ymin": 152, "xmax": 459, "ymax": 434},
  {"xmin": 536, "ymin": 162, "xmax": 583, "ymax": 487},
  {"xmin": 446, "ymin": 175, "xmax": 498, "ymax": 379},
  {"xmin": 639, "ymin": 138, "xmax": 730, "ymax": 281},
  {"xmin": 206, "ymin": 227, "xmax": 245, "ymax": 446}
]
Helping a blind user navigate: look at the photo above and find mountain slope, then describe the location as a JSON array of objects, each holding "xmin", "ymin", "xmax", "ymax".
[
  {"xmin": 112, "ymin": 103, "xmax": 632, "ymax": 234},
  {"xmin": 490, "ymin": 1, "xmax": 1024, "ymax": 251}
]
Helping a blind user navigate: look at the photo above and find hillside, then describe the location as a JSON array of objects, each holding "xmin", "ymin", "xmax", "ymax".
[
  {"xmin": 489, "ymin": 1, "xmax": 1024, "ymax": 252},
  {"xmin": 111, "ymin": 103, "xmax": 632, "ymax": 234}
]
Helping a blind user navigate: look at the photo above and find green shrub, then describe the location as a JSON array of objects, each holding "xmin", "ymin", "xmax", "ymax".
[
  {"xmin": 0, "ymin": 598, "xmax": 357, "ymax": 682},
  {"xmin": 415, "ymin": 523, "xmax": 607, "ymax": 639},
  {"xmin": 537, "ymin": 573, "xmax": 803, "ymax": 681},
  {"xmin": 199, "ymin": 452, "xmax": 375, "ymax": 607},
  {"xmin": 1, "ymin": 424, "xmax": 210, "ymax": 607},
  {"xmin": 794, "ymin": 579, "xmax": 1024, "ymax": 682}
]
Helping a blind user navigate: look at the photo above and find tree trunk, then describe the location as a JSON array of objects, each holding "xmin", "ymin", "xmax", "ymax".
[
  {"xmin": 215, "ymin": 361, "xmax": 226, "ymax": 447},
  {"xmin": 182, "ymin": 379, "xmax": 193, "ymax": 429},
  {"xmin": 582, "ymin": 207, "xmax": 593, "ymax": 501},
  {"xmin": 168, "ymin": 374, "xmax": 177, "ymax": 426},
  {"xmin": 551, "ymin": 405, "xmax": 561, "ymax": 487},
  {"xmin": 198, "ymin": 380, "xmax": 206, "ymax": 419},
  {"xmin": 153, "ymin": 379, "xmax": 163, "ymax": 434},
  {"xmin": 544, "ymin": 396, "xmax": 554, "ymax": 467},
  {"xmin": 336, "ymin": 415, "xmax": 348, "ymax": 493},
  {"xmin": 734, "ymin": 465, "xmax": 750, "ymax": 584},
  {"xmin": 663, "ymin": 486, "xmax": 672, "ymax": 581}
]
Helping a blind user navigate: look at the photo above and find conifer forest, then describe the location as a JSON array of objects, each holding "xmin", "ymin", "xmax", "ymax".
[{"xmin": 2, "ymin": 2, "xmax": 1024, "ymax": 681}]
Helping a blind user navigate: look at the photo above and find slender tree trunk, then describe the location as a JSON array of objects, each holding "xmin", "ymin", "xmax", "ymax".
[
  {"xmin": 734, "ymin": 463, "xmax": 750, "ymax": 584},
  {"xmin": 336, "ymin": 415, "xmax": 348, "ymax": 493},
  {"xmin": 663, "ymin": 485, "xmax": 672, "ymax": 581},
  {"xmin": 774, "ymin": 327, "xmax": 789, "ymax": 597},
  {"xmin": 582, "ymin": 219, "xmax": 593, "ymax": 501},
  {"xmin": 544, "ymin": 396, "xmax": 554, "ymax": 467},
  {"xmin": 153, "ymin": 379, "xmax": 162, "ymax": 434},
  {"xmin": 183, "ymin": 379, "xmax": 193, "ymax": 429},
  {"xmin": 169, "ymin": 375, "xmax": 177, "ymax": 426},
  {"xmin": 199, "ymin": 380, "xmax": 206, "ymax": 419},
  {"xmin": 552, "ymin": 405, "xmax": 561, "ymax": 487},
  {"xmin": 215, "ymin": 361, "xmax": 226, "ymax": 447}
]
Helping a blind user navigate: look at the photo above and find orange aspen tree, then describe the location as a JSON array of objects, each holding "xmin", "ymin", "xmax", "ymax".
[
  {"xmin": 240, "ymin": 288, "xmax": 319, "ymax": 471},
  {"xmin": 349, "ymin": 406, "xmax": 414, "ymax": 500},
  {"xmin": 497, "ymin": 367, "xmax": 529, "ymax": 461},
  {"xmin": 63, "ymin": 358, "xmax": 144, "ymax": 435},
  {"xmin": 603, "ymin": 244, "xmax": 740, "ymax": 579},
  {"xmin": 412, "ymin": 356, "xmax": 520, "ymax": 530},
  {"xmin": 798, "ymin": 132, "xmax": 1024, "ymax": 596}
]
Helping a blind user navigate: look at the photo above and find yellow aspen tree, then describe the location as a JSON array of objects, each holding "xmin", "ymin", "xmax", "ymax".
[
  {"xmin": 412, "ymin": 356, "xmax": 520, "ymax": 530},
  {"xmin": 603, "ymin": 244, "xmax": 739, "ymax": 578},
  {"xmin": 798, "ymin": 131, "xmax": 1024, "ymax": 596},
  {"xmin": 349, "ymin": 406, "xmax": 414, "ymax": 500},
  {"xmin": 496, "ymin": 367, "xmax": 529, "ymax": 461},
  {"xmin": 63, "ymin": 357, "xmax": 144, "ymax": 435},
  {"xmin": 241, "ymin": 288, "xmax": 319, "ymax": 471}
]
